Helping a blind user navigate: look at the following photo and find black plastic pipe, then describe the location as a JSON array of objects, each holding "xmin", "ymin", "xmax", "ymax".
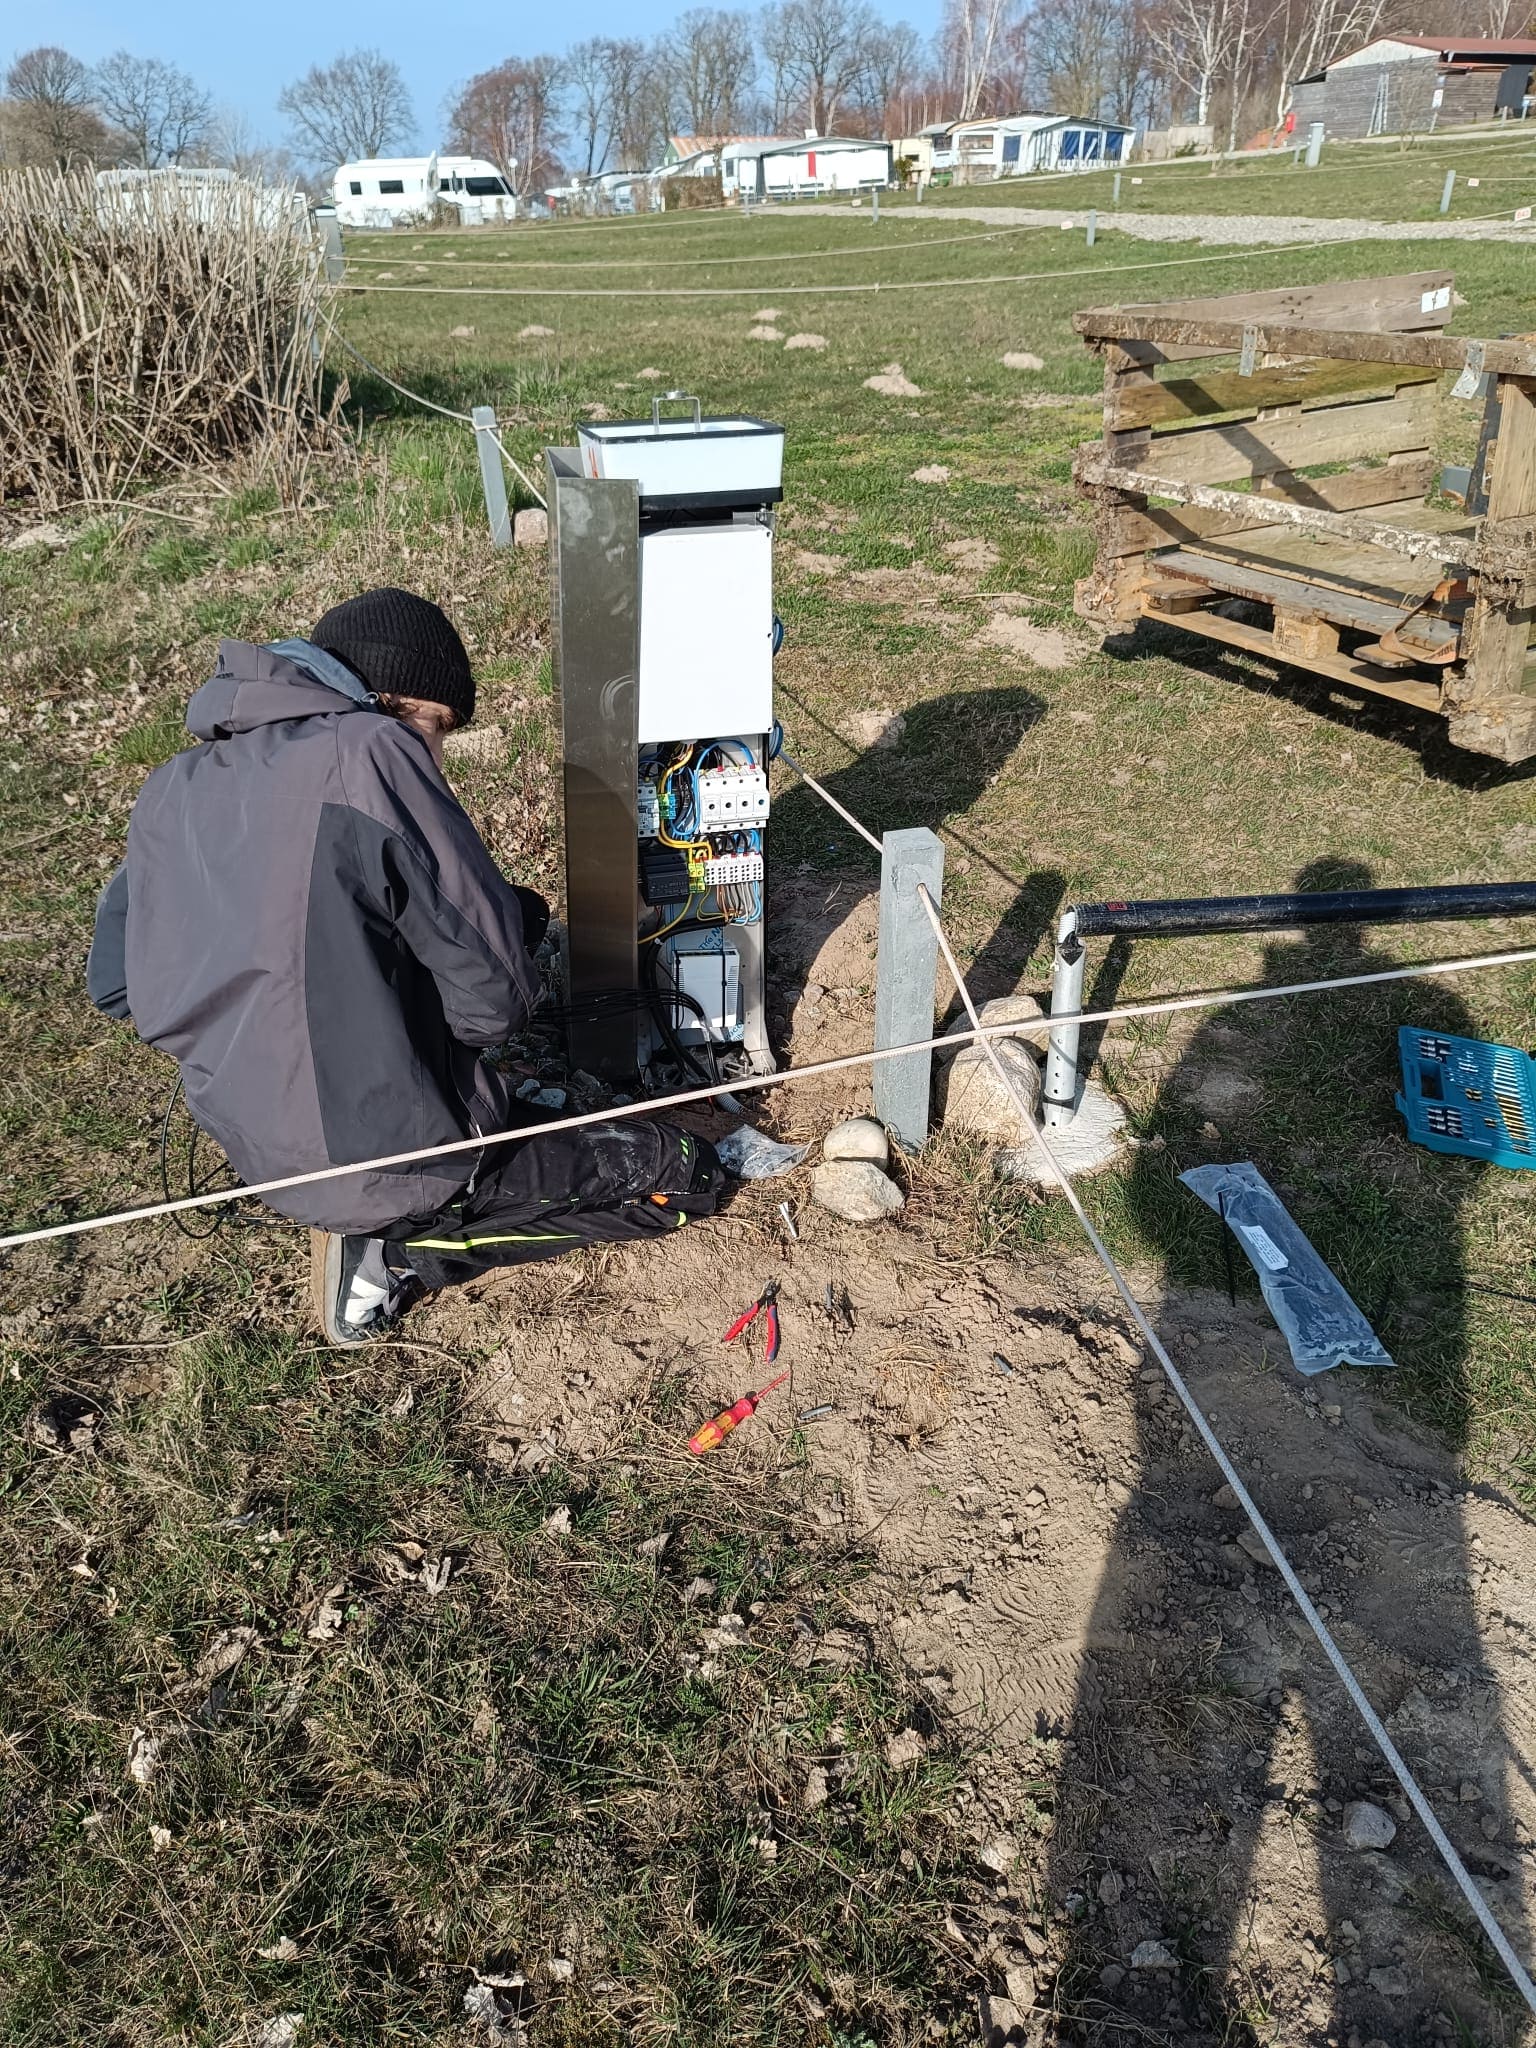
[{"xmin": 1069, "ymin": 883, "xmax": 1536, "ymax": 942}]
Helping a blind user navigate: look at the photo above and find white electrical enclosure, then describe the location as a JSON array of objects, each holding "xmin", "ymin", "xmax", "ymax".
[{"xmin": 637, "ymin": 522, "xmax": 773, "ymax": 743}]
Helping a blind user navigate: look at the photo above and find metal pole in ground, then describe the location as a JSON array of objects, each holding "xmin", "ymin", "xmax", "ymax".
[
  {"xmin": 1305, "ymin": 121, "xmax": 1324, "ymax": 167},
  {"xmin": 1086, "ymin": 209, "xmax": 1097, "ymax": 247},
  {"xmin": 1441, "ymin": 168, "xmax": 1457, "ymax": 213},
  {"xmin": 471, "ymin": 406, "xmax": 512, "ymax": 548},
  {"xmin": 315, "ymin": 206, "xmax": 345, "ymax": 283},
  {"xmin": 872, "ymin": 829, "xmax": 945, "ymax": 1154}
]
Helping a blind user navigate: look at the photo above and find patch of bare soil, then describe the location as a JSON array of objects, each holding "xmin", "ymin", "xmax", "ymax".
[
  {"xmin": 417, "ymin": 1196, "xmax": 1536, "ymax": 2045},
  {"xmin": 975, "ymin": 608, "xmax": 1080, "ymax": 669},
  {"xmin": 415, "ymin": 886, "xmax": 1536, "ymax": 2044},
  {"xmin": 865, "ymin": 362, "xmax": 923, "ymax": 398}
]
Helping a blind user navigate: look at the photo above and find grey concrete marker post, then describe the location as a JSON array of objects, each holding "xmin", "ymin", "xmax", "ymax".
[
  {"xmin": 315, "ymin": 207, "xmax": 344, "ymax": 283},
  {"xmin": 872, "ymin": 185, "xmax": 880, "ymax": 221},
  {"xmin": 1440, "ymin": 169, "xmax": 1456, "ymax": 214},
  {"xmin": 471, "ymin": 406, "xmax": 512, "ymax": 548},
  {"xmin": 1305, "ymin": 121, "xmax": 1324, "ymax": 167},
  {"xmin": 873, "ymin": 828, "xmax": 945, "ymax": 1154},
  {"xmin": 1112, "ymin": 171, "xmax": 1122, "ymax": 204},
  {"xmin": 1086, "ymin": 209, "xmax": 1097, "ymax": 247}
]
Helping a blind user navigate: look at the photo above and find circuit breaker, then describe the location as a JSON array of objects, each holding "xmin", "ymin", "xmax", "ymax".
[{"xmin": 546, "ymin": 400, "xmax": 783, "ymax": 1084}]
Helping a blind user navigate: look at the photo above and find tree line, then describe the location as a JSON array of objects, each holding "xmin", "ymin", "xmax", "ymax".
[{"xmin": 2, "ymin": 0, "xmax": 1526, "ymax": 198}]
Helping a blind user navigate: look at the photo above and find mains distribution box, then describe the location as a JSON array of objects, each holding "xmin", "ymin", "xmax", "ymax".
[{"xmin": 546, "ymin": 407, "xmax": 781, "ymax": 1084}]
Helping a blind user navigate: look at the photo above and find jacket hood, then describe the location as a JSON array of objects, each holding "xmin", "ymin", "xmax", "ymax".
[{"xmin": 186, "ymin": 638, "xmax": 377, "ymax": 741}]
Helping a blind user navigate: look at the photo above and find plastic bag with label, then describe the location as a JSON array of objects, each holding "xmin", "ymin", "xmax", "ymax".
[{"xmin": 1179, "ymin": 1161, "xmax": 1395, "ymax": 1377}]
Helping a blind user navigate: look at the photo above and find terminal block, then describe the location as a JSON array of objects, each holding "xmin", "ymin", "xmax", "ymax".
[
  {"xmin": 636, "ymin": 781, "xmax": 660, "ymax": 837},
  {"xmin": 703, "ymin": 851, "xmax": 765, "ymax": 887}
]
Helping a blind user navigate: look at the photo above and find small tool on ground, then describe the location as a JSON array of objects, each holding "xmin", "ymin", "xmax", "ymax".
[
  {"xmin": 688, "ymin": 1369, "xmax": 792, "ymax": 1455},
  {"xmin": 724, "ymin": 1280, "xmax": 781, "ymax": 1363}
]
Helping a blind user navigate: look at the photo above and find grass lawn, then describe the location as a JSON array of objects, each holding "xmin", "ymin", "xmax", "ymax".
[
  {"xmin": 3, "ymin": 187, "xmax": 1535, "ymax": 2041},
  {"xmin": 907, "ymin": 126, "xmax": 1536, "ymax": 221}
]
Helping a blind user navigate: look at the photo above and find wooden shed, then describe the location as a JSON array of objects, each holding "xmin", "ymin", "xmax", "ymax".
[{"xmin": 1072, "ymin": 271, "xmax": 1536, "ymax": 763}]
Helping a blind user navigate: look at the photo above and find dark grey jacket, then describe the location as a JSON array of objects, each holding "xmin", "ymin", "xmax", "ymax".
[{"xmin": 89, "ymin": 638, "xmax": 545, "ymax": 1232}]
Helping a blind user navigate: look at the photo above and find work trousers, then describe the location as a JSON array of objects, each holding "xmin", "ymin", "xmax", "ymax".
[{"xmin": 388, "ymin": 1118, "xmax": 722, "ymax": 1291}]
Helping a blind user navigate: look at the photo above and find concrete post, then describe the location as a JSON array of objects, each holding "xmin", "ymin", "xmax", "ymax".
[
  {"xmin": 916, "ymin": 175, "xmax": 925, "ymax": 202},
  {"xmin": 873, "ymin": 828, "xmax": 945, "ymax": 1154},
  {"xmin": 315, "ymin": 207, "xmax": 344, "ymax": 283},
  {"xmin": 1305, "ymin": 122, "xmax": 1324, "ymax": 167},
  {"xmin": 1440, "ymin": 168, "xmax": 1456, "ymax": 214},
  {"xmin": 872, "ymin": 185, "xmax": 880, "ymax": 221},
  {"xmin": 1086, "ymin": 209, "xmax": 1097, "ymax": 247},
  {"xmin": 1112, "ymin": 171, "xmax": 1122, "ymax": 204},
  {"xmin": 472, "ymin": 405, "xmax": 512, "ymax": 548}
]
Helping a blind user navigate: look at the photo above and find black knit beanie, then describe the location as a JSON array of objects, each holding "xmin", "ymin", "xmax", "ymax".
[{"xmin": 310, "ymin": 587, "xmax": 475, "ymax": 727}]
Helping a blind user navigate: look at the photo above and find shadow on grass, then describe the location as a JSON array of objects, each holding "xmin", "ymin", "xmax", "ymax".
[{"xmin": 1103, "ymin": 621, "xmax": 1536, "ymax": 794}]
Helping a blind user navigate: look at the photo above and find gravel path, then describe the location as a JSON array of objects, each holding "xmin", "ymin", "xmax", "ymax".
[{"xmin": 798, "ymin": 202, "xmax": 1533, "ymax": 247}]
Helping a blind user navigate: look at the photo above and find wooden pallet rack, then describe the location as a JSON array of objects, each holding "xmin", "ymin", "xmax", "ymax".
[{"xmin": 1072, "ymin": 270, "xmax": 1536, "ymax": 762}]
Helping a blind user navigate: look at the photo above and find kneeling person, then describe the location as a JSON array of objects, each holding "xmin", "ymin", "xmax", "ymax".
[{"xmin": 88, "ymin": 587, "xmax": 720, "ymax": 1343}]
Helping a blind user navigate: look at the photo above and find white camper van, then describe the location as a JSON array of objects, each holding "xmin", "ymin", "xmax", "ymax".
[{"xmin": 332, "ymin": 155, "xmax": 518, "ymax": 228}]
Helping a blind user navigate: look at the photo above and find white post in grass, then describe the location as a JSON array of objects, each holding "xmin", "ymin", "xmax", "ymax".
[
  {"xmin": 472, "ymin": 406, "xmax": 512, "ymax": 548},
  {"xmin": 315, "ymin": 207, "xmax": 344, "ymax": 283},
  {"xmin": 1086, "ymin": 209, "xmax": 1097, "ymax": 247},
  {"xmin": 1440, "ymin": 169, "xmax": 1456, "ymax": 214}
]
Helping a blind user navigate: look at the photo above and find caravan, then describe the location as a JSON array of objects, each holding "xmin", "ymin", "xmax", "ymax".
[{"xmin": 332, "ymin": 154, "xmax": 518, "ymax": 227}]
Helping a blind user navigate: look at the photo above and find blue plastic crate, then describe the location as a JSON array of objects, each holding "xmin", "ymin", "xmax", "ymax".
[{"xmin": 1396, "ymin": 1026, "xmax": 1536, "ymax": 1170}]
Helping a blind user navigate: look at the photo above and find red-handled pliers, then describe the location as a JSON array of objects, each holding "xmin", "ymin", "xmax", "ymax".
[{"xmin": 723, "ymin": 1281, "xmax": 781, "ymax": 1365}]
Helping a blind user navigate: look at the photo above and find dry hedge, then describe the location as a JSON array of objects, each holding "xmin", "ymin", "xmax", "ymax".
[{"xmin": 0, "ymin": 168, "xmax": 337, "ymax": 512}]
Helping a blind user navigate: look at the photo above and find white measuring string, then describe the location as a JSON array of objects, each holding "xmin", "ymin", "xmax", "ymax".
[
  {"xmin": 913, "ymin": 882, "xmax": 1536, "ymax": 2013},
  {"xmin": 331, "ymin": 207, "xmax": 1532, "ymax": 302},
  {"xmin": 775, "ymin": 746, "xmax": 884, "ymax": 853},
  {"xmin": 4, "ymin": 944, "xmax": 1534, "ymax": 1252},
  {"xmin": 485, "ymin": 426, "xmax": 547, "ymax": 510}
]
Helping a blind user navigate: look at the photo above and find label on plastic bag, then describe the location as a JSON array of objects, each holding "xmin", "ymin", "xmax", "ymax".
[{"xmin": 1238, "ymin": 1224, "xmax": 1289, "ymax": 1272}]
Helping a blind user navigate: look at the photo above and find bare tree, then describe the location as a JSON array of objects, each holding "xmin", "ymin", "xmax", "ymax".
[
  {"xmin": 203, "ymin": 108, "xmax": 310, "ymax": 188},
  {"xmin": 446, "ymin": 57, "xmax": 566, "ymax": 197},
  {"xmin": 92, "ymin": 52, "xmax": 213, "ymax": 167},
  {"xmin": 1148, "ymin": 0, "xmax": 1238, "ymax": 124},
  {"xmin": 1268, "ymin": 0, "xmax": 1390, "ymax": 125},
  {"xmin": 566, "ymin": 38, "xmax": 617, "ymax": 174},
  {"xmin": 1029, "ymin": 0, "xmax": 1162, "ymax": 119},
  {"xmin": 663, "ymin": 10, "xmax": 759, "ymax": 136},
  {"xmin": 277, "ymin": 49, "xmax": 413, "ymax": 167},
  {"xmin": 760, "ymin": 0, "xmax": 880, "ymax": 133},
  {"xmin": 942, "ymin": 0, "xmax": 1021, "ymax": 116},
  {"xmin": 605, "ymin": 40, "xmax": 672, "ymax": 168},
  {"xmin": 5, "ymin": 46, "xmax": 102, "ymax": 166},
  {"xmin": 854, "ymin": 20, "xmax": 925, "ymax": 130}
]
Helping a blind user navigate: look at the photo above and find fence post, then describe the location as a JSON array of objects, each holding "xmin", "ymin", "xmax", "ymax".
[
  {"xmin": 873, "ymin": 828, "xmax": 945, "ymax": 1154},
  {"xmin": 315, "ymin": 207, "xmax": 345, "ymax": 283},
  {"xmin": 872, "ymin": 185, "xmax": 880, "ymax": 221},
  {"xmin": 1086, "ymin": 209, "xmax": 1097, "ymax": 247},
  {"xmin": 471, "ymin": 405, "xmax": 512, "ymax": 548},
  {"xmin": 1112, "ymin": 171, "xmax": 1122, "ymax": 204},
  {"xmin": 1305, "ymin": 121, "xmax": 1324, "ymax": 167},
  {"xmin": 1440, "ymin": 168, "xmax": 1456, "ymax": 214}
]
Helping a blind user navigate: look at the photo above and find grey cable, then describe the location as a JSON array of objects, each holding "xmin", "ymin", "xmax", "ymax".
[{"xmin": 914, "ymin": 882, "xmax": 1536, "ymax": 2016}]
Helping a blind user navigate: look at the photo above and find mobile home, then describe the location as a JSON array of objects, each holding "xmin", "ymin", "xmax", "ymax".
[{"xmin": 332, "ymin": 155, "xmax": 518, "ymax": 228}]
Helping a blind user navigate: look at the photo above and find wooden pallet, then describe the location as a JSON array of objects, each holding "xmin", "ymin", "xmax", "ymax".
[{"xmin": 1072, "ymin": 272, "xmax": 1536, "ymax": 763}]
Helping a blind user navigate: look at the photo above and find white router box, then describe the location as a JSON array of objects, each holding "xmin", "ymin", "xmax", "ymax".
[{"xmin": 637, "ymin": 522, "xmax": 772, "ymax": 744}]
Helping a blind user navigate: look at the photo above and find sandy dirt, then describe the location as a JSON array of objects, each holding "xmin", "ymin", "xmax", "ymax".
[{"xmin": 403, "ymin": 885, "xmax": 1536, "ymax": 2045}]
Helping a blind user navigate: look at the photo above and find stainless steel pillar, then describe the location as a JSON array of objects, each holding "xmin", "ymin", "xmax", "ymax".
[{"xmin": 546, "ymin": 449, "xmax": 641, "ymax": 1077}]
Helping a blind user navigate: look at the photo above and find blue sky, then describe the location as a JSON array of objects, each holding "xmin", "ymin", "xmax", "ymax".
[{"xmin": 37, "ymin": 0, "xmax": 942, "ymax": 150}]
